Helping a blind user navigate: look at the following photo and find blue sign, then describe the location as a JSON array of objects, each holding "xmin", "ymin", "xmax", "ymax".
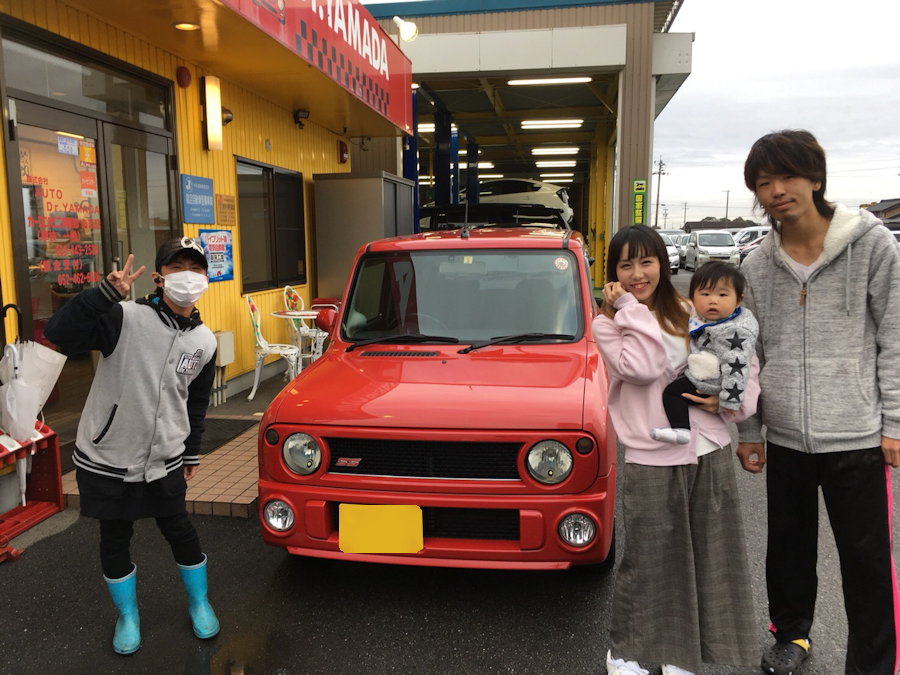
[
  {"xmin": 181, "ymin": 174, "xmax": 215, "ymax": 224},
  {"xmin": 198, "ymin": 229, "xmax": 234, "ymax": 282},
  {"xmin": 363, "ymin": 0, "xmax": 641, "ymax": 19}
]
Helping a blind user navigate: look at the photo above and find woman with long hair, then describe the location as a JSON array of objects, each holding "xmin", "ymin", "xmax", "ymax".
[{"xmin": 594, "ymin": 224, "xmax": 758, "ymax": 675}]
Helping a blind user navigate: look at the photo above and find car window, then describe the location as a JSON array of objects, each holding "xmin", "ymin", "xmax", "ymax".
[
  {"xmin": 698, "ymin": 233, "xmax": 735, "ymax": 246},
  {"xmin": 735, "ymin": 231, "xmax": 756, "ymax": 245},
  {"xmin": 343, "ymin": 249, "xmax": 583, "ymax": 343},
  {"xmin": 658, "ymin": 234, "xmax": 672, "ymax": 245}
]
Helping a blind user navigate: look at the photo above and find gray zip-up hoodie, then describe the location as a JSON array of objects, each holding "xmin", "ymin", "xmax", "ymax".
[{"xmin": 736, "ymin": 204, "xmax": 900, "ymax": 452}]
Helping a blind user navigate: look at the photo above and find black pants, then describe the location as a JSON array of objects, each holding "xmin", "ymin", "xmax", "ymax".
[
  {"xmin": 766, "ymin": 443, "xmax": 898, "ymax": 675},
  {"xmin": 100, "ymin": 513, "xmax": 204, "ymax": 580},
  {"xmin": 661, "ymin": 376, "xmax": 702, "ymax": 429}
]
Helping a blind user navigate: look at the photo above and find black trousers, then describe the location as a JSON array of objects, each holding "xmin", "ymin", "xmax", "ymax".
[
  {"xmin": 766, "ymin": 443, "xmax": 898, "ymax": 675},
  {"xmin": 661, "ymin": 375, "xmax": 702, "ymax": 429},
  {"xmin": 100, "ymin": 513, "xmax": 204, "ymax": 580}
]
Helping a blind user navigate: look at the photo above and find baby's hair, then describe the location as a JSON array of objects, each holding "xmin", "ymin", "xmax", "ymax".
[{"xmin": 689, "ymin": 261, "xmax": 746, "ymax": 299}]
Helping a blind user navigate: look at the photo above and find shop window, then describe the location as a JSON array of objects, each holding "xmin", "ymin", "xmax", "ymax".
[
  {"xmin": 236, "ymin": 160, "xmax": 306, "ymax": 292},
  {"xmin": 1, "ymin": 38, "xmax": 168, "ymax": 130}
]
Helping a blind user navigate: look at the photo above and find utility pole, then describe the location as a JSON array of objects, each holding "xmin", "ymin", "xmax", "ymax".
[
  {"xmin": 653, "ymin": 157, "xmax": 667, "ymax": 228},
  {"xmin": 723, "ymin": 189, "xmax": 731, "ymax": 221},
  {"xmin": 662, "ymin": 205, "xmax": 669, "ymax": 227},
  {"xmin": 682, "ymin": 202, "xmax": 688, "ymax": 228}
]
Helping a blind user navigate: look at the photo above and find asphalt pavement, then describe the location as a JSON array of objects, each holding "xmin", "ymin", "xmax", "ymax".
[{"xmin": 2, "ymin": 270, "xmax": 897, "ymax": 675}]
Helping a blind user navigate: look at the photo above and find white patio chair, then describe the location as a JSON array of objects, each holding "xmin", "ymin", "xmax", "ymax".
[{"xmin": 245, "ymin": 294, "xmax": 299, "ymax": 401}]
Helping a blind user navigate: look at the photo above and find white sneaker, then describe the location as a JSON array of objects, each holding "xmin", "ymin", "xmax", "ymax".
[
  {"xmin": 606, "ymin": 650, "xmax": 649, "ymax": 675},
  {"xmin": 661, "ymin": 665, "xmax": 695, "ymax": 675},
  {"xmin": 650, "ymin": 427, "xmax": 691, "ymax": 444}
]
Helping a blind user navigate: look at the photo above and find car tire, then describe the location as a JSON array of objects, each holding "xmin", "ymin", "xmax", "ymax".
[
  {"xmin": 574, "ymin": 524, "xmax": 616, "ymax": 574},
  {"xmin": 671, "ymin": 267, "xmax": 679, "ymax": 275}
]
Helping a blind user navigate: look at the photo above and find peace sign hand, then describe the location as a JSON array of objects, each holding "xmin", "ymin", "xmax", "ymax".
[{"xmin": 107, "ymin": 254, "xmax": 146, "ymax": 298}]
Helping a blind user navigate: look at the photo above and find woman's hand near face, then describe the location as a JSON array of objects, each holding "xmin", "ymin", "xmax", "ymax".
[{"xmin": 603, "ymin": 281, "xmax": 627, "ymax": 305}]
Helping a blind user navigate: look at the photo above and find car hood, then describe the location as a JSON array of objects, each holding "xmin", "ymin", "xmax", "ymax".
[{"xmin": 273, "ymin": 343, "xmax": 589, "ymax": 430}]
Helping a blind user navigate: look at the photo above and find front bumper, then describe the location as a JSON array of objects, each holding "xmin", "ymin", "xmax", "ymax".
[{"xmin": 258, "ymin": 477, "xmax": 614, "ymax": 570}]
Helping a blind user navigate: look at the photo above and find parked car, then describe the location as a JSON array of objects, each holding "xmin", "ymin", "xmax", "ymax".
[
  {"xmin": 739, "ymin": 234, "xmax": 767, "ymax": 263},
  {"xmin": 258, "ymin": 227, "xmax": 615, "ymax": 571},
  {"xmin": 678, "ymin": 234, "xmax": 690, "ymax": 267},
  {"xmin": 659, "ymin": 233, "xmax": 680, "ymax": 275},
  {"xmin": 733, "ymin": 225, "xmax": 770, "ymax": 246},
  {"xmin": 461, "ymin": 178, "xmax": 574, "ymax": 224},
  {"xmin": 684, "ymin": 229, "xmax": 739, "ymax": 270}
]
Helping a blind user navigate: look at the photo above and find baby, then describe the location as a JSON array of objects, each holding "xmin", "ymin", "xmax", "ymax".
[{"xmin": 651, "ymin": 261, "xmax": 759, "ymax": 445}]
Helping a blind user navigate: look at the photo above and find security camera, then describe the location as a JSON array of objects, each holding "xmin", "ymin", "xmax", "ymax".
[{"xmin": 293, "ymin": 109, "xmax": 310, "ymax": 129}]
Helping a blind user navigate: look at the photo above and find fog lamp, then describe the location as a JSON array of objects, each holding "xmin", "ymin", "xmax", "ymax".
[
  {"xmin": 264, "ymin": 500, "xmax": 295, "ymax": 531},
  {"xmin": 558, "ymin": 513, "xmax": 596, "ymax": 547}
]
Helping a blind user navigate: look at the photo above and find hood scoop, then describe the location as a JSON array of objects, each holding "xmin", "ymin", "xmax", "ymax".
[{"xmin": 360, "ymin": 350, "xmax": 440, "ymax": 357}]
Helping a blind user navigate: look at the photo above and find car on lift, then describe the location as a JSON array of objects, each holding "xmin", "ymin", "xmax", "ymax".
[
  {"xmin": 460, "ymin": 178, "xmax": 575, "ymax": 224},
  {"xmin": 418, "ymin": 203, "xmax": 570, "ymax": 233},
  {"xmin": 257, "ymin": 227, "xmax": 615, "ymax": 572}
]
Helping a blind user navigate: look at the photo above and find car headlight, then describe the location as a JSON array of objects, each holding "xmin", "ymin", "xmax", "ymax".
[
  {"xmin": 282, "ymin": 433, "xmax": 322, "ymax": 475},
  {"xmin": 263, "ymin": 500, "xmax": 294, "ymax": 531},
  {"xmin": 698, "ymin": 248, "xmax": 708, "ymax": 255},
  {"xmin": 526, "ymin": 440, "xmax": 573, "ymax": 485},
  {"xmin": 558, "ymin": 513, "xmax": 596, "ymax": 547},
  {"xmin": 731, "ymin": 249, "xmax": 740, "ymax": 256}
]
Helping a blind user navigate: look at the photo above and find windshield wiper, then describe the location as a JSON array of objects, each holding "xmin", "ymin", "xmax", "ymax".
[
  {"xmin": 346, "ymin": 333, "xmax": 459, "ymax": 352},
  {"xmin": 458, "ymin": 332, "xmax": 575, "ymax": 354}
]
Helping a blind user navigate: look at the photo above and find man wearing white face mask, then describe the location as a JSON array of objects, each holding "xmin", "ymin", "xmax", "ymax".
[{"xmin": 45, "ymin": 237, "xmax": 219, "ymax": 655}]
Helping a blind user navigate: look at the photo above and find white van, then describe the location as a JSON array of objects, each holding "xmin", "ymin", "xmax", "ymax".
[{"xmin": 685, "ymin": 230, "xmax": 740, "ymax": 270}]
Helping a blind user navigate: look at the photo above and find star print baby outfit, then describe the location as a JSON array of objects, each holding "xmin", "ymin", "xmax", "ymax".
[{"xmin": 653, "ymin": 307, "xmax": 759, "ymax": 443}]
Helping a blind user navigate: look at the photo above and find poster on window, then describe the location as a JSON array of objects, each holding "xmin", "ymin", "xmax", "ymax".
[{"xmin": 198, "ymin": 229, "xmax": 233, "ymax": 282}]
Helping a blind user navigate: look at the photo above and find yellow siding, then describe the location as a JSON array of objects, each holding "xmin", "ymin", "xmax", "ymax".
[
  {"xmin": 0, "ymin": 137, "xmax": 16, "ymax": 342},
  {"xmin": 0, "ymin": 0, "xmax": 349, "ymax": 378}
]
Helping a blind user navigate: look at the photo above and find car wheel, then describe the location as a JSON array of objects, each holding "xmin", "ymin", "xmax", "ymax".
[
  {"xmin": 671, "ymin": 266, "xmax": 679, "ymax": 275},
  {"xmin": 574, "ymin": 523, "xmax": 616, "ymax": 574}
]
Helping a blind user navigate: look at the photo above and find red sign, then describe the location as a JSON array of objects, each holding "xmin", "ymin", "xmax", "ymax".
[{"xmin": 220, "ymin": 0, "xmax": 413, "ymax": 133}]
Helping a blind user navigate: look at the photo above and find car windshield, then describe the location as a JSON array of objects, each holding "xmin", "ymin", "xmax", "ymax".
[
  {"xmin": 735, "ymin": 230, "xmax": 761, "ymax": 244},
  {"xmin": 659, "ymin": 234, "xmax": 673, "ymax": 245},
  {"xmin": 342, "ymin": 249, "xmax": 583, "ymax": 343},
  {"xmin": 698, "ymin": 233, "xmax": 735, "ymax": 246}
]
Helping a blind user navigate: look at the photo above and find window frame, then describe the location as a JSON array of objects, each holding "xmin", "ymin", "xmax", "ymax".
[{"xmin": 235, "ymin": 157, "xmax": 306, "ymax": 293}]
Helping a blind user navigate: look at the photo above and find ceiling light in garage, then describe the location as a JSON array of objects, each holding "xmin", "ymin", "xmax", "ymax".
[
  {"xmin": 478, "ymin": 174, "xmax": 504, "ymax": 179},
  {"xmin": 532, "ymin": 147, "xmax": 579, "ymax": 155},
  {"xmin": 174, "ymin": 22, "xmax": 200, "ymax": 31},
  {"xmin": 418, "ymin": 123, "xmax": 435, "ymax": 132},
  {"xmin": 411, "ymin": 83, "xmax": 420, "ymax": 89},
  {"xmin": 536, "ymin": 160, "xmax": 577, "ymax": 168},
  {"xmin": 540, "ymin": 173, "xmax": 574, "ymax": 178},
  {"xmin": 508, "ymin": 77, "xmax": 592, "ymax": 86},
  {"xmin": 460, "ymin": 162, "xmax": 494, "ymax": 170},
  {"xmin": 521, "ymin": 119, "xmax": 584, "ymax": 130},
  {"xmin": 544, "ymin": 178, "xmax": 573, "ymax": 183}
]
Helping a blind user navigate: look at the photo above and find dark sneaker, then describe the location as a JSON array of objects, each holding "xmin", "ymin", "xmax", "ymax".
[{"xmin": 761, "ymin": 639, "xmax": 810, "ymax": 674}]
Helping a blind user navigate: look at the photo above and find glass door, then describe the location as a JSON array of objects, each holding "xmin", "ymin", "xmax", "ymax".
[
  {"xmin": 14, "ymin": 104, "xmax": 106, "ymax": 459},
  {"xmin": 102, "ymin": 124, "xmax": 175, "ymax": 300},
  {"xmin": 9, "ymin": 102, "xmax": 176, "ymax": 465}
]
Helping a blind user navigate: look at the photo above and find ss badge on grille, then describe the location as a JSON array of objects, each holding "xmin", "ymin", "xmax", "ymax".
[{"xmin": 336, "ymin": 457, "xmax": 361, "ymax": 467}]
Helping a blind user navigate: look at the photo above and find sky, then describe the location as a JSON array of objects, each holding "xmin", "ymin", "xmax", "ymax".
[{"xmin": 653, "ymin": 0, "xmax": 900, "ymax": 227}]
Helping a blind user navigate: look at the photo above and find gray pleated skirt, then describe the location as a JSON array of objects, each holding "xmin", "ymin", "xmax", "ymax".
[{"xmin": 609, "ymin": 446, "xmax": 758, "ymax": 671}]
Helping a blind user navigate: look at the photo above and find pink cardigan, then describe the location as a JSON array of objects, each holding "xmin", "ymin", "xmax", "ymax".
[{"xmin": 592, "ymin": 293, "xmax": 760, "ymax": 466}]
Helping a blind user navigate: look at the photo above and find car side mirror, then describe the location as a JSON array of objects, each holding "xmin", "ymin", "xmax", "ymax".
[
  {"xmin": 690, "ymin": 242, "xmax": 697, "ymax": 247},
  {"xmin": 315, "ymin": 308, "xmax": 337, "ymax": 334}
]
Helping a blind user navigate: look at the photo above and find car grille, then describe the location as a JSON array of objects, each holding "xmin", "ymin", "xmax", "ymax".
[
  {"xmin": 333, "ymin": 504, "xmax": 520, "ymax": 540},
  {"xmin": 325, "ymin": 438, "xmax": 522, "ymax": 480}
]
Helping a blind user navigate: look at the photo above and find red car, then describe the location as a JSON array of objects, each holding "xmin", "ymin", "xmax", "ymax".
[{"xmin": 257, "ymin": 228, "xmax": 615, "ymax": 571}]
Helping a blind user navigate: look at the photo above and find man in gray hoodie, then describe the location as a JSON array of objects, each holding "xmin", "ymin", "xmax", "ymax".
[{"xmin": 737, "ymin": 130, "xmax": 899, "ymax": 675}]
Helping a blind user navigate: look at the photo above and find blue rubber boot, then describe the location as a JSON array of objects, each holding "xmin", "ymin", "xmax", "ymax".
[
  {"xmin": 104, "ymin": 565, "xmax": 140, "ymax": 655},
  {"xmin": 177, "ymin": 554, "xmax": 220, "ymax": 639}
]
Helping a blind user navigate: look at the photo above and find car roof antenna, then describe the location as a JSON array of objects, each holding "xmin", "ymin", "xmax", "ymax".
[{"xmin": 461, "ymin": 198, "xmax": 470, "ymax": 238}]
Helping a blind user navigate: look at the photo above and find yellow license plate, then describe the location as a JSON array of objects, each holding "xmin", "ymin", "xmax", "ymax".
[{"xmin": 338, "ymin": 504, "xmax": 424, "ymax": 554}]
